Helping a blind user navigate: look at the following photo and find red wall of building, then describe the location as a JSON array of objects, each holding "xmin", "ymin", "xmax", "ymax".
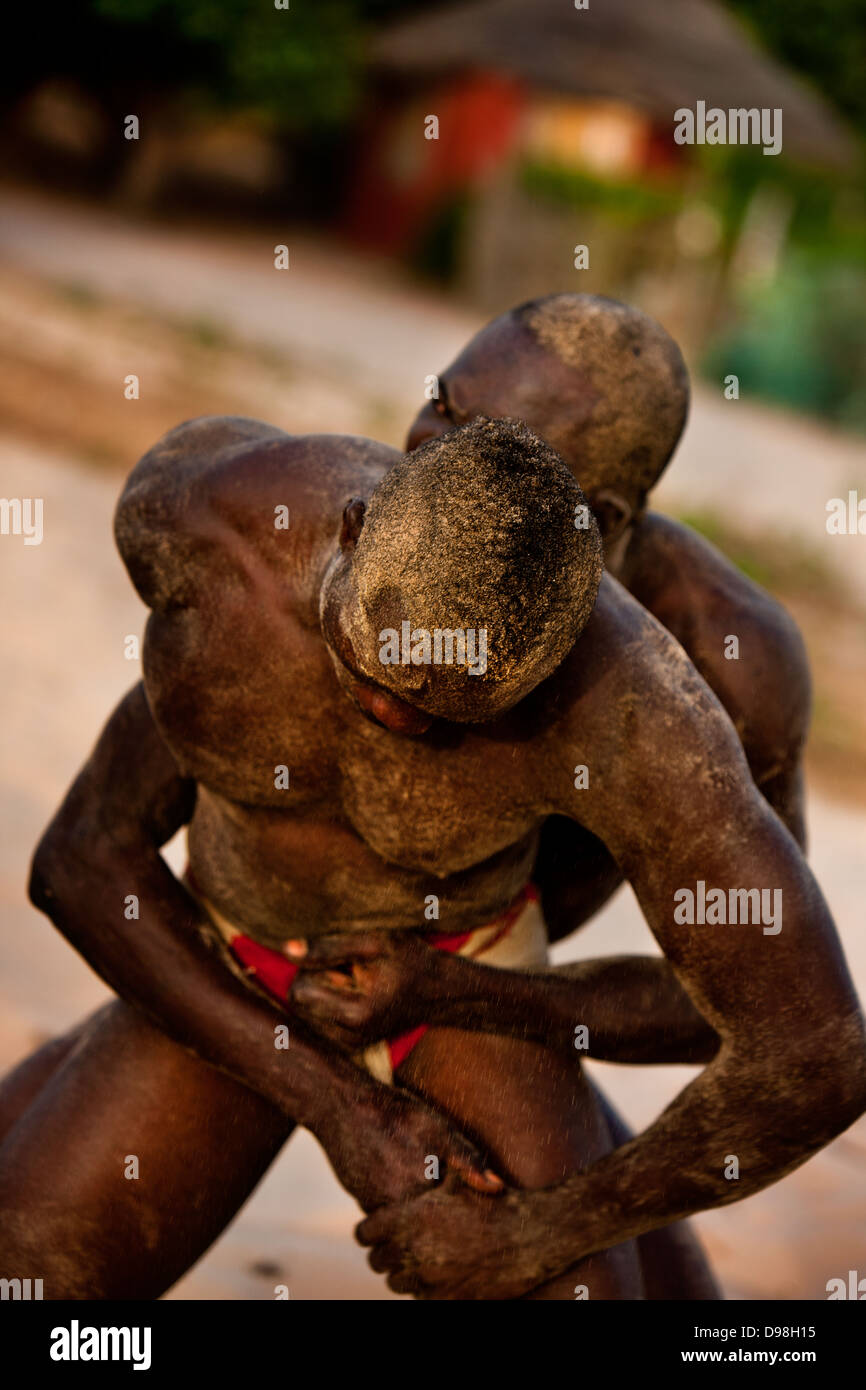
[{"xmin": 346, "ymin": 72, "xmax": 527, "ymax": 253}]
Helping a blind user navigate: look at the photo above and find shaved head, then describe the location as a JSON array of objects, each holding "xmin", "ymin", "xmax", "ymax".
[
  {"xmin": 518, "ymin": 295, "xmax": 689, "ymax": 496},
  {"xmin": 324, "ymin": 417, "xmax": 603, "ymax": 723},
  {"xmin": 408, "ymin": 294, "xmax": 689, "ymax": 511}
]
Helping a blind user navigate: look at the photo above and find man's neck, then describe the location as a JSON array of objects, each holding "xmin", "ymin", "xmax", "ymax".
[{"xmin": 602, "ymin": 522, "xmax": 638, "ymax": 582}]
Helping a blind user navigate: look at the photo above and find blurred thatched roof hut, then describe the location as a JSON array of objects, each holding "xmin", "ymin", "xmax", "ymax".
[{"xmin": 372, "ymin": 0, "xmax": 856, "ymax": 171}]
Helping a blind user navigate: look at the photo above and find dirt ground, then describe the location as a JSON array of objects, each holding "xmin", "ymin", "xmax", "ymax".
[{"xmin": 1, "ymin": 186, "xmax": 865, "ymax": 1301}]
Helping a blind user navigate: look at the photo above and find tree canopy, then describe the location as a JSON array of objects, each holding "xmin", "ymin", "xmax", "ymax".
[
  {"xmin": 15, "ymin": 1, "xmax": 864, "ymax": 142},
  {"xmin": 731, "ymin": 0, "xmax": 866, "ymax": 139},
  {"xmin": 21, "ymin": 0, "xmax": 407, "ymax": 127}
]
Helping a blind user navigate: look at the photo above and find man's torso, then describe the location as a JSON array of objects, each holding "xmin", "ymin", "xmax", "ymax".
[{"xmin": 137, "ymin": 425, "xmax": 799, "ymax": 950}]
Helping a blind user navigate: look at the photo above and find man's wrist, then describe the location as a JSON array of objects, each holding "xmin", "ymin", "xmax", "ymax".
[
  {"xmin": 523, "ymin": 1182, "xmax": 599, "ymax": 1280},
  {"xmin": 425, "ymin": 955, "xmax": 540, "ymax": 1036},
  {"xmin": 423, "ymin": 949, "xmax": 488, "ymax": 1024},
  {"xmin": 292, "ymin": 1041, "xmax": 382, "ymax": 1141}
]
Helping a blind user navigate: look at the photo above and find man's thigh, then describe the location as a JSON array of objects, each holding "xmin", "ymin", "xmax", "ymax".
[
  {"xmin": 0, "ymin": 1020, "xmax": 90, "ymax": 1141},
  {"xmin": 0, "ymin": 999, "xmax": 293, "ymax": 1298},
  {"xmin": 397, "ymin": 1027, "xmax": 644, "ymax": 1299}
]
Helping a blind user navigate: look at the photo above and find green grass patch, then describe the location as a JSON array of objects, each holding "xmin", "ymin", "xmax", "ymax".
[{"xmin": 56, "ymin": 281, "xmax": 103, "ymax": 311}]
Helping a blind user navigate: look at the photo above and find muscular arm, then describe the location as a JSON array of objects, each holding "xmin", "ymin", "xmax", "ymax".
[
  {"xmin": 529, "ymin": 626, "xmax": 865, "ymax": 1270},
  {"xmin": 532, "ymin": 813, "xmax": 717, "ymax": 1059},
  {"xmin": 357, "ymin": 594, "xmax": 866, "ymax": 1297},
  {"xmin": 29, "ymin": 683, "xmax": 497, "ymax": 1210},
  {"xmin": 625, "ymin": 512, "xmax": 811, "ymax": 848},
  {"xmin": 292, "ymin": 936, "xmax": 718, "ymax": 1064},
  {"xmin": 429, "ymin": 953, "xmax": 717, "ymax": 1063}
]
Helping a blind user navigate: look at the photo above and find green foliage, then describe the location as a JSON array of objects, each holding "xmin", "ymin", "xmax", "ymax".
[
  {"xmin": 89, "ymin": 0, "xmax": 362, "ymax": 124},
  {"xmin": 728, "ymin": 0, "xmax": 866, "ymax": 138},
  {"xmin": 519, "ymin": 162, "xmax": 682, "ymax": 224},
  {"xmin": 702, "ymin": 252, "xmax": 866, "ymax": 432},
  {"xmin": 23, "ymin": 0, "xmax": 410, "ymax": 130},
  {"xmin": 410, "ymin": 195, "xmax": 471, "ymax": 281}
]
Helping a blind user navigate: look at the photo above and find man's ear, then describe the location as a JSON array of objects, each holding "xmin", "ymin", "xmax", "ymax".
[
  {"xmin": 340, "ymin": 497, "xmax": 366, "ymax": 552},
  {"xmin": 590, "ymin": 489, "xmax": 633, "ymax": 543}
]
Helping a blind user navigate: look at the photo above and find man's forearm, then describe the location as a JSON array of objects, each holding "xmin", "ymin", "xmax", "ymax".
[
  {"xmin": 527, "ymin": 1013, "xmax": 866, "ymax": 1281},
  {"xmin": 426, "ymin": 952, "xmax": 719, "ymax": 1063},
  {"xmin": 29, "ymin": 829, "xmax": 379, "ymax": 1142}
]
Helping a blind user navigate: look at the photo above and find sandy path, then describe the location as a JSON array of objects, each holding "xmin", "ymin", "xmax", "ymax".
[{"xmin": 1, "ymin": 433, "xmax": 865, "ymax": 1299}]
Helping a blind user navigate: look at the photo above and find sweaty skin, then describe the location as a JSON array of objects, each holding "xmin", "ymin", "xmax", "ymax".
[{"xmin": 10, "ymin": 415, "xmax": 865, "ymax": 1303}]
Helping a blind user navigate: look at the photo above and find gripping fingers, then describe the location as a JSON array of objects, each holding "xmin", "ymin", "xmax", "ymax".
[
  {"xmin": 288, "ymin": 931, "xmax": 392, "ymax": 967},
  {"xmin": 367, "ymin": 1242, "xmax": 401, "ymax": 1275},
  {"xmin": 292, "ymin": 973, "xmax": 363, "ymax": 1015},
  {"xmin": 447, "ymin": 1144, "xmax": 505, "ymax": 1194}
]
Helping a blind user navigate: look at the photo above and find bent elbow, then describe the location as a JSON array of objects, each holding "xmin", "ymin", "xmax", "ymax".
[
  {"xmin": 809, "ymin": 1019, "xmax": 866, "ymax": 1138},
  {"xmin": 28, "ymin": 815, "xmax": 98, "ymax": 920},
  {"xmin": 762, "ymin": 1015, "xmax": 866, "ymax": 1155},
  {"xmin": 835, "ymin": 1046, "xmax": 866, "ymax": 1131},
  {"xmin": 28, "ymin": 828, "xmax": 68, "ymax": 918}
]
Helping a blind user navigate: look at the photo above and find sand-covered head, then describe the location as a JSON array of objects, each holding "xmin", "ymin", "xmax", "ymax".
[
  {"xmin": 332, "ymin": 417, "xmax": 603, "ymax": 723},
  {"xmin": 409, "ymin": 294, "xmax": 690, "ymax": 509},
  {"xmin": 520, "ymin": 294, "xmax": 689, "ymax": 497}
]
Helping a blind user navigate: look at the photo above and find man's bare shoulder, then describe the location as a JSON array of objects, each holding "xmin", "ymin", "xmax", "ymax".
[
  {"xmin": 631, "ymin": 512, "xmax": 809, "ymax": 680},
  {"xmin": 538, "ymin": 574, "xmax": 756, "ymax": 848},
  {"xmin": 115, "ymin": 418, "xmax": 397, "ymax": 612},
  {"xmin": 628, "ymin": 512, "xmax": 811, "ymax": 768},
  {"xmin": 119, "ymin": 417, "xmax": 394, "ymax": 518},
  {"xmin": 542, "ymin": 573, "xmax": 740, "ymax": 762}
]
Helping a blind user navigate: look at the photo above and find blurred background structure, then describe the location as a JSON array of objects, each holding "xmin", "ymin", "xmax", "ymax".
[
  {"xmin": 1, "ymin": 0, "xmax": 865, "ymax": 1300},
  {"xmin": 6, "ymin": 0, "xmax": 866, "ymax": 426}
]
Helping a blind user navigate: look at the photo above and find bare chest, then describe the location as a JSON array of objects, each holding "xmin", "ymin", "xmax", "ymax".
[{"xmin": 186, "ymin": 726, "xmax": 542, "ymax": 940}]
